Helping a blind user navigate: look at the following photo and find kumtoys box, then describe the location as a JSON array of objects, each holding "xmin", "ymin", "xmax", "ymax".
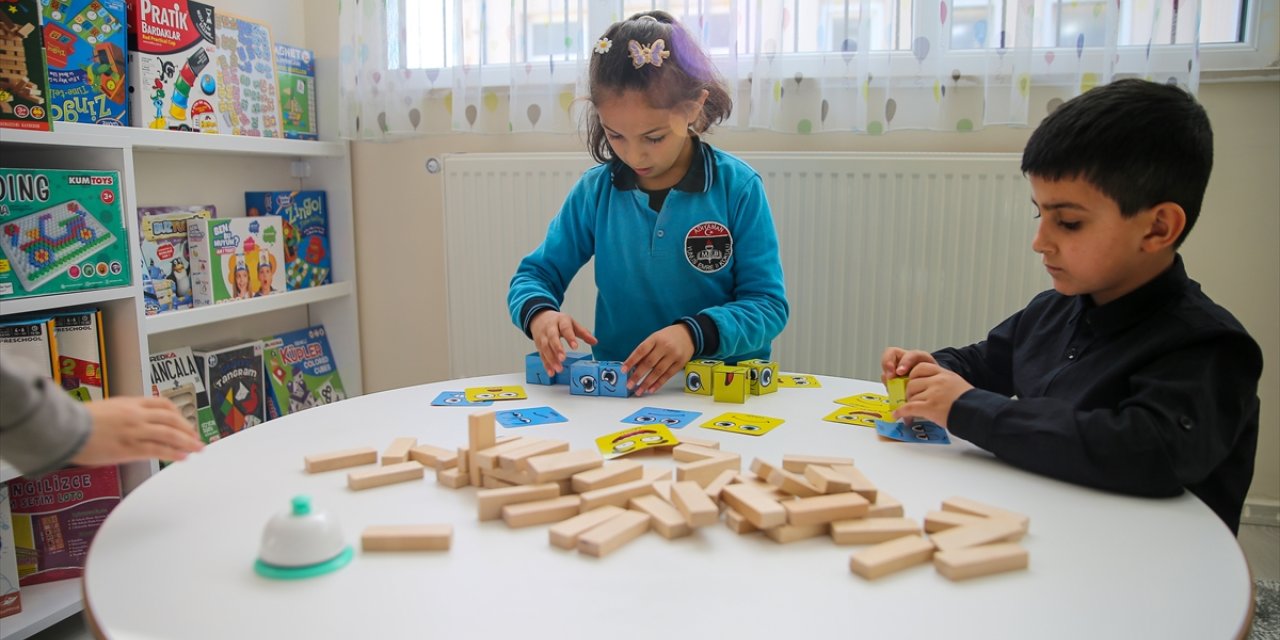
[
  {"xmin": 149, "ymin": 346, "xmax": 217, "ymax": 443},
  {"xmin": 126, "ymin": 0, "xmax": 223, "ymax": 133},
  {"xmin": 0, "ymin": 0, "xmax": 51, "ymax": 131},
  {"xmin": 9, "ymin": 465, "xmax": 122, "ymax": 586},
  {"xmin": 186, "ymin": 216, "xmax": 285, "ymax": 306},
  {"xmin": 274, "ymin": 43, "xmax": 315, "ymax": 140},
  {"xmin": 262, "ymin": 324, "xmax": 347, "ymax": 420},
  {"xmin": 0, "ymin": 484, "xmax": 22, "ymax": 619},
  {"xmin": 245, "ymin": 191, "xmax": 330, "ymax": 290},
  {"xmin": 192, "ymin": 339, "xmax": 265, "ymax": 439},
  {"xmin": 213, "ymin": 12, "xmax": 281, "ymax": 137},
  {"xmin": 0, "ymin": 168, "xmax": 131, "ymax": 300},
  {"xmin": 137, "ymin": 205, "xmax": 213, "ymax": 315},
  {"xmin": 52, "ymin": 308, "xmax": 107, "ymax": 402},
  {"xmin": 0, "ymin": 316, "xmax": 58, "ymax": 384},
  {"xmin": 42, "ymin": 0, "xmax": 129, "ymax": 126}
]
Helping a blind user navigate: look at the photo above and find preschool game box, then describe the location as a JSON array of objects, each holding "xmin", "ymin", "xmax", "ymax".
[
  {"xmin": 193, "ymin": 340, "xmax": 265, "ymax": 439},
  {"xmin": 42, "ymin": 0, "xmax": 130, "ymax": 125},
  {"xmin": 245, "ymin": 191, "xmax": 331, "ymax": 290},
  {"xmin": 52, "ymin": 308, "xmax": 108, "ymax": 402},
  {"xmin": 8, "ymin": 465, "xmax": 122, "ymax": 586},
  {"xmin": 263, "ymin": 324, "xmax": 347, "ymax": 420},
  {"xmin": 187, "ymin": 216, "xmax": 286, "ymax": 306},
  {"xmin": 0, "ymin": 0, "xmax": 52, "ymax": 131},
  {"xmin": 138, "ymin": 205, "xmax": 213, "ymax": 314},
  {"xmin": 0, "ymin": 168, "xmax": 131, "ymax": 300},
  {"xmin": 149, "ymin": 345, "xmax": 217, "ymax": 443},
  {"xmin": 126, "ymin": 0, "xmax": 223, "ymax": 132}
]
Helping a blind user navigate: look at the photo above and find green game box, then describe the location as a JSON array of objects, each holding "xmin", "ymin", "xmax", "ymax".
[{"xmin": 0, "ymin": 168, "xmax": 131, "ymax": 300}]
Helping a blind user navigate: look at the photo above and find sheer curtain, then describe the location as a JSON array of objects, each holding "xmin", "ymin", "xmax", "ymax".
[{"xmin": 338, "ymin": 0, "xmax": 1203, "ymax": 140}]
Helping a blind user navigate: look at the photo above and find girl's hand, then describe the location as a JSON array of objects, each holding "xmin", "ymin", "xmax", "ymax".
[
  {"xmin": 529, "ymin": 310, "xmax": 598, "ymax": 376},
  {"xmin": 622, "ymin": 325, "xmax": 696, "ymax": 396}
]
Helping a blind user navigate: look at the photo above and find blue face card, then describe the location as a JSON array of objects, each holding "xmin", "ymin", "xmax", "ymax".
[
  {"xmin": 621, "ymin": 407, "xmax": 702, "ymax": 429},
  {"xmin": 496, "ymin": 406, "xmax": 568, "ymax": 428},
  {"xmin": 874, "ymin": 419, "xmax": 951, "ymax": 444},
  {"xmin": 431, "ymin": 391, "xmax": 493, "ymax": 407}
]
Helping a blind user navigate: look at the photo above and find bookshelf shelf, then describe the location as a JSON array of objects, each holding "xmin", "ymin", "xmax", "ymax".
[
  {"xmin": 0, "ymin": 579, "xmax": 83, "ymax": 640},
  {"xmin": 1, "ymin": 123, "xmax": 346, "ymax": 158},
  {"xmin": 145, "ymin": 281, "xmax": 354, "ymax": 334},
  {"xmin": 0, "ymin": 288, "xmax": 138, "ymax": 318}
]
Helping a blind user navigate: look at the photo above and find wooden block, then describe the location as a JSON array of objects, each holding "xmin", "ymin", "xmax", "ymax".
[
  {"xmin": 483, "ymin": 464, "xmax": 535, "ymax": 485},
  {"xmin": 934, "ymin": 543, "xmax": 1029, "ymax": 581},
  {"xmin": 652, "ymin": 480, "xmax": 672, "ymax": 502},
  {"xmin": 941, "ymin": 496, "xmax": 1030, "ymax": 533},
  {"xmin": 781, "ymin": 454, "xmax": 854, "ymax": 472},
  {"xmin": 437, "ymin": 466, "xmax": 469, "ymax": 489},
  {"xmin": 380, "ymin": 437, "xmax": 417, "ymax": 465},
  {"xmin": 305, "ymin": 447, "xmax": 377, "ymax": 473},
  {"xmin": 549, "ymin": 506, "xmax": 626, "ymax": 550},
  {"xmin": 495, "ymin": 435, "xmax": 521, "ymax": 445},
  {"xmin": 501, "ymin": 495, "xmax": 583, "ymax": 528},
  {"xmin": 828, "ymin": 465, "xmax": 877, "ymax": 501},
  {"xmin": 361, "ymin": 525, "xmax": 452, "ymax": 551},
  {"xmin": 481, "ymin": 475, "xmax": 515, "ymax": 488},
  {"xmin": 676, "ymin": 435, "xmax": 719, "ymax": 449},
  {"xmin": 923, "ymin": 510, "xmax": 990, "ymax": 533},
  {"xmin": 724, "ymin": 508, "xmax": 758, "ymax": 534},
  {"xmin": 767, "ymin": 468, "xmax": 822, "ymax": 497},
  {"xmin": 763, "ymin": 522, "xmax": 828, "ymax": 543},
  {"xmin": 472, "ymin": 436, "xmax": 532, "ymax": 470},
  {"xmin": 348, "ymin": 461, "xmax": 425, "ymax": 490},
  {"xmin": 408, "ymin": 444, "xmax": 457, "ymax": 470},
  {"xmin": 831, "ymin": 518, "xmax": 921, "ymax": 545},
  {"xmin": 783, "ymin": 492, "xmax": 870, "ymax": 526},
  {"xmin": 676, "ymin": 454, "xmax": 740, "ymax": 487},
  {"xmin": 720, "ymin": 484, "xmax": 787, "ymax": 529},
  {"xmin": 477, "ymin": 483, "xmax": 561, "ymax": 521},
  {"xmin": 749, "ymin": 458, "xmax": 778, "ymax": 480},
  {"xmin": 468, "ymin": 411, "xmax": 496, "ymax": 480},
  {"xmin": 526, "ymin": 450, "xmax": 604, "ymax": 483},
  {"xmin": 672, "ymin": 443, "xmax": 727, "ymax": 462},
  {"xmin": 500, "ymin": 440, "xmax": 571, "ymax": 471},
  {"xmin": 804, "ymin": 465, "xmax": 853, "ymax": 494},
  {"xmin": 571, "ymin": 460, "xmax": 643, "ymax": 493},
  {"xmin": 849, "ymin": 535, "xmax": 936, "ymax": 580},
  {"xmin": 629, "ymin": 494, "xmax": 692, "ymax": 539},
  {"xmin": 703, "ymin": 469, "xmax": 737, "ymax": 503},
  {"xmin": 643, "ymin": 466, "xmax": 672, "ymax": 484},
  {"xmin": 929, "ymin": 519, "xmax": 1026, "ymax": 552},
  {"xmin": 577, "ymin": 510, "xmax": 651, "ymax": 558},
  {"xmin": 579, "ymin": 478, "xmax": 657, "ymax": 511},
  {"xmin": 867, "ymin": 493, "xmax": 904, "ymax": 518},
  {"xmin": 555, "ymin": 479, "xmax": 574, "ymax": 495},
  {"xmin": 670, "ymin": 481, "xmax": 719, "ymax": 527}
]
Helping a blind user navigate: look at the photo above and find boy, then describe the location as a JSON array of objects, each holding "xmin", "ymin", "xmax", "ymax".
[{"xmin": 882, "ymin": 79, "xmax": 1262, "ymax": 534}]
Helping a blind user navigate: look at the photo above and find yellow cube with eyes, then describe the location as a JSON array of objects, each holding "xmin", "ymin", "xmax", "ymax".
[
  {"xmin": 712, "ymin": 365, "xmax": 749, "ymax": 403},
  {"xmin": 683, "ymin": 359, "xmax": 723, "ymax": 396},
  {"xmin": 737, "ymin": 359, "xmax": 779, "ymax": 396}
]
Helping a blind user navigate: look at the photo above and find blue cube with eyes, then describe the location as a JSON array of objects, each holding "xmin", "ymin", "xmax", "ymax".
[
  {"xmin": 555, "ymin": 352, "xmax": 591, "ymax": 385},
  {"xmin": 569, "ymin": 359, "xmax": 600, "ymax": 396},
  {"xmin": 596, "ymin": 361, "xmax": 633, "ymax": 397},
  {"xmin": 525, "ymin": 352, "xmax": 553, "ymax": 385}
]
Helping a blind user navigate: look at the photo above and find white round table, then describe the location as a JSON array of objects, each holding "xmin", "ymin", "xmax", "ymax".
[{"xmin": 84, "ymin": 373, "xmax": 1252, "ymax": 639}]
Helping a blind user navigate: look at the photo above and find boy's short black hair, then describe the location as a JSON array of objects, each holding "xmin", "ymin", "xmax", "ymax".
[{"xmin": 1021, "ymin": 79, "xmax": 1213, "ymax": 248}]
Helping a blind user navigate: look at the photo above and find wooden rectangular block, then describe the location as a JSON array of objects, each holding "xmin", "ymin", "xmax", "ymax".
[
  {"xmin": 849, "ymin": 535, "xmax": 936, "ymax": 580},
  {"xmin": 500, "ymin": 439, "xmax": 571, "ymax": 471},
  {"xmin": 501, "ymin": 495, "xmax": 582, "ymax": 528},
  {"xmin": 361, "ymin": 525, "xmax": 452, "ymax": 551},
  {"xmin": 549, "ymin": 505, "xmax": 626, "ymax": 550},
  {"xmin": 828, "ymin": 464, "xmax": 878, "ymax": 501},
  {"xmin": 652, "ymin": 480, "xmax": 672, "ymax": 502},
  {"xmin": 934, "ymin": 543, "xmax": 1029, "ymax": 581},
  {"xmin": 781, "ymin": 454, "xmax": 854, "ymax": 472},
  {"xmin": 571, "ymin": 460, "xmax": 643, "ymax": 493},
  {"xmin": 477, "ymin": 483, "xmax": 561, "ymax": 521},
  {"xmin": 767, "ymin": 468, "xmax": 822, "ymax": 498},
  {"xmin": 924, "ymin": 510, "xmax": 990, "ymax": 533},
  {"xmin": 749, "ymin": 458, "xmax": 778, "ymax": 480},
  {"xmin": 724, "ymin": 508, "xmax": 758, "ymax": 534},
  {"xmin": 629, "ymin": 494, "xmax": 692, "ymax": 539},
  {"xmin": 763, "ymin": 522, "xmax": 828, "ymax": 544},
  {"xmin": 468, "ymin": 411, "xmax": 496, "ymax": 480},
  {"xmin": 579, "ymin": 478, "xmax": 657, "ymax": 511},
  {"xmin": 831, "ymin": 517, "xmax": 921, "ymax": 545},
  {"xmin": 676, "ymin": 435, "xmax": 719, "ymax": 449},
  {"xmin": 804, "ymin": 465, "xmax": 853, "ymax": 494},
  {"xmin": 720, "ymin": 483, "xmax": 787, "ymax": 529},
  {"xmin": 473, "ymin": 436, "xmax": 533, "ymax": 470},
  {"xmin": 941, "ymin": 496, "xmax": 1030, "ymax": 533},
  {"xmin": 643, "ymin": 467, "xmax": 672, "ymax": 484},
  {"xmin": 305, "ymin": 447, "xmax": 377, "ymax": 473},
  {"xmin": 526, "ymin": 450, "xmax": 604, "ymax": 483},
  {"xmin": 672, "ymin": 443, "xmax": 727, "ymax": 462},
  {"xmin": 437, "ymin": 466, "xmax": 469, "ymax": 489},
  {"xmin": 577, "ymin": 510, "xmax": 651, "ymax": 558},
  {"xmin": 483, "ymin": 464, "xmax": 535, "ymax": 485},
  {"xmin": 867, "ymin": 493, "xmax": 904, "ymax": 518},
  {"xmin": 676, "ymin": 454, "xmax": 741, "ymax": 488},
  {"xmin": 348, "ymin": 461, "xmax": 425, "ymax": 490},
  {"xmin": 704, "ymin": 469, "xmax": 737, "ymax": 503},
  {"xmin": 409, "ymin": 444, "xmax": 457, "ymax": 470},
  {"xmin": 928, "ymin": 518, "xmax": 1025, "ymax": 552},
  {"xmin": 670, "ymin": 481, "xmax": 719, "ymax": 527},
  {"xmin": 481, "ymin": 475, "xmax": 515, "ymax": 489},
  {"xmin": 783, "ymin": 492, "xmax": 870, "ymax": 526},
  {"xmin": 381, "ymin": 437, "xmax": 418, "ymax": 465}
]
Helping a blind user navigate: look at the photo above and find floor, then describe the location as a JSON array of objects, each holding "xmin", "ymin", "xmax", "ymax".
[{"xmin": 27, "ymin": 524, "xmax": 1280, "ymax": 640}]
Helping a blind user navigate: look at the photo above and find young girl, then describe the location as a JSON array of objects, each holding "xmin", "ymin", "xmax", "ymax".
[{"xmin": 508, "ymin": 11, "xmax": 788, "ymax": 396}]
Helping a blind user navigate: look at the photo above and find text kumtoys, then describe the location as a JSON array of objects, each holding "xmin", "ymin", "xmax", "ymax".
[
  {"xmin": 126, "ymin": 0, "xmax": 223, "ymax": 132},
  {"xmin": 274, "ymin": 43, "xmax": 315, "ymax": 140},
  {"xmin": 0, "ymin": 0, "xmax": 51, "ymax": 131},
  {"xmin": 0, "ymin": 168, "xmax": 131, "ymax": 300},
  {"xmin": 193, "ymin": 339, "xmax": 265, "ymax": 439},
  {"xmin": 263, "ymin": 325, "xmax": 347, "ymax": 420},
  {"xmin": 137, "ymin": 205, "xmax": 213, "ymax": 314},
  {"xmin": 244, "ymin": 191, "xmax": 330, "ymax": 290},
  {"xmin": 42, "ymin": 0, "xmax": 129, "ymax": 125},
  {"xmin": 186, "ymin": 216, "xmax": 286, "ymax": 306}
]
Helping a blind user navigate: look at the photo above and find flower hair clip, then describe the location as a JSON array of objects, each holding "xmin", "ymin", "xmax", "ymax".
[
  {"xmin": 627, "ymin": 39, "xmax": 670, "ymax": 69},
  {"xmin": 594, "ymin": 37, "xmax": 612, "ymax": 55}
]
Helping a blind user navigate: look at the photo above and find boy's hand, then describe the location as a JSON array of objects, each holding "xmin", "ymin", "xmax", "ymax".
[
  {"xmin": 529, "ymin": 310, "xmax": 598, "ymax": 376},
  {"xmin": 622, "ymin": 325, "xmax": 695, "ymax": 396},
  {"xmin": 891, "ymin": 363, "xmax": 973, "ymax": 428},
  {"xmin": 880, "ymin": 347, "xmax": 939, "ymax": 384},
  {"xmin": 73, "ymin": 396, "xmax": 205, "ymax": 467}
]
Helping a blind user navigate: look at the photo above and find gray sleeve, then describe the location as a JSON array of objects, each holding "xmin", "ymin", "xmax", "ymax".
[{"xmin": 0, "ymin": 357, "xmax": 90, "ymax": 476}]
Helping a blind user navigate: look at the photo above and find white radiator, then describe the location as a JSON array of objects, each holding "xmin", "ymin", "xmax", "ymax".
[{"xmin": 442, "ymin": 152, "xmax": 1049, "ymax": 381}]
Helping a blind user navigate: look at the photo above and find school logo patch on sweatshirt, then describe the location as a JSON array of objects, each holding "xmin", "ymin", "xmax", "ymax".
[{"xmin": 685, "ymin": 222, "xmax": 732, "ymax": 273}]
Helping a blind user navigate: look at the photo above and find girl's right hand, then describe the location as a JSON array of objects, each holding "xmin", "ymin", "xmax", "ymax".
[{"xmin": 530, "ymin": 310, "xmax": 598, "ymax": 376}]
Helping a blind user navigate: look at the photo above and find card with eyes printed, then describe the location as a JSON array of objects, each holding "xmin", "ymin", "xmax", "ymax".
[
  {"xmin": 463, "ymin": 385, "xmax": 529, "ymax": 402},
  {"xmin": 430, "ymin": 391, "xmax": 494, "ymax": 406},
  {"xmin": 620, "ymin": 407, "xmax": 702, "ymax": 429},
  {"xmin": 700, "ymin": 412, "xmax": 785, "ymax": 437},
  {"xmin": 496, "ymin": 406, "xmax": 568, "ymax": 428},
  {"xmin": 874, "ymin": 419, "xmax": 951, "ymax": 444}
]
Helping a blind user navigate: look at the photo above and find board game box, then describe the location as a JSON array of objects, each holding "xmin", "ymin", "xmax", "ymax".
[
  {"xmin": 149, "ymin": 345, "xmax": 217, "ymax": 443},
  {"xmin": 263, "ymin": 324, "xmax": 347, "ymax": 420},
  {"xmin": 0, "ymin": 168, "xmax": 130, "ymax": 300},
  {"xmin": 0, "ymin": 485, "xmax": 21, "ymax": 618},
  {"xmin": 126, "ymin": 0, "xmax": 222, "ymax": 132},
  {"xmin": 213, "ymin": 12, "xmax": 280, "ymax": 137},
  {"xmin": 245, "ymin": 191, "xmax": 330, "ymax": 290},
  {"xmin": 52, "ymin": 308, "xmax": 107, "ymax": 402},
  {"xmin": 0, "ymin": 0, "xmax": 51, "ymax": 131},
  {"xmin": 0, "ymin": 316, "xmax": 58, "ymax": 384},
  {"xmin": 137, "ymin": 205, "xmax": 213, "ymax": 315},
  {"xmin": 274, "ymin": 43, "xmax": 315, "ymax": 140},
  {"xmin": 192, "ymin": 339, "xmax": 265, "ymax": 439},
  {"xmin": 187, "ymin": 216, "xmax": 285, "ymax": 306},
  {"xmin": 8, "ymin": 464, "xmax": 121, "ymax": 586},
  {"xmin": 42, "ymin": 0, "xmax": 129, "ymax": 125}
]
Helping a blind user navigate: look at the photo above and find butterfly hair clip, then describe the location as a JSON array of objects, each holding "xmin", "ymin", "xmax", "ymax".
[{"xmin": 627, "ymin": 39, "xmax": 670, "ymax": 69}]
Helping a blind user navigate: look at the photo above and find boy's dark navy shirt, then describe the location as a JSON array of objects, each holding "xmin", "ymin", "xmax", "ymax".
[{"xmin": 935, "ymin": 255, "xmax": 1262, "ymax": 533}]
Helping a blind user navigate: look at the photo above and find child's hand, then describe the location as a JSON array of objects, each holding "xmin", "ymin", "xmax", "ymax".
[
  {"xmin": 529, "ymin": 310, "xmax": 598, "ymax": 376},
  {"xmin": 73, "ymin": 396, "xmax": 205, "ymax": 467},
  {"xmin": 880, "ymin": 347, "xmax": 938, "ymax": 384},
  {"xmin": 891, "ymin": 363, "xmax": 973, "ymax": 428},
  {"xmin": 622, "ymin": 325, "xmax": 696, "ymax": 396}
]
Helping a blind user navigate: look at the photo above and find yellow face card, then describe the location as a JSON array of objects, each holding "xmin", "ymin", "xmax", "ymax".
[
  {"xmin": 835, "ymin": 392, "xmax": 891, "ymax": 412},
  {"xmin": 823, "ymin": 406, "xmax": 886, "ymax": 428},
  {"xmin": 700, "ymin": 412, "xmax": 785, "ymax": 437},
  {"xmin": 778, "ymin": 373, "xmax": 821, "ymax": 388},
  {"xmin": 595, "ymin": 424, "xmax": 679, "ymax": 458},
  {"xmin": 463, "ymin": 385, "xmax": 528, "ymax": 402}
]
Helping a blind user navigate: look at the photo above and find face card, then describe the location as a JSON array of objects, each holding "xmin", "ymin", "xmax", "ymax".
[
  {"xmin": 621, "ymin": 406, "xmax": 702, "ymax": 429},
  {"xmin": 823, "ymin": 406, "xmax": 884, "ymax": 428},
  {"xmin": 700, "ymin": 412, "xmax": 785, "ymax": 437},
  {"xmin": 464, "ymin": 385, "xmax": 528, "ymax": 402},
  {"xmin": 431, "ymin": 391, "xmax": 493, "ymax": 407},
  {"xmin": 595, "ymin": 424, "xmax": 680, "ymax": 458},
  {"xmin": 835, "ymin": 392, "xmax": 891, "ymax": 412},
  {"xmin": 496, "ymin": 406, "xmax": 567, "ymax": 428},
  {"xmin": 778, "ymin": 373, "xmax": 821, "ymax": 388},
  {"xmin": 874, "ymin": 419, "xmax": 951, "ymax": 444}
]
